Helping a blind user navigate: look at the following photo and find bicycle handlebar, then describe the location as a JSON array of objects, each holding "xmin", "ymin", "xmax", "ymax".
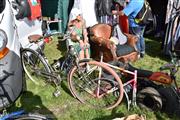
[
  {"xmin": 43, "ymin": 32, "xmax": 62, "ymax": 38},
  {"xmin": 159, "ymin": 61, "xmax": 180, "ymax": 75},
  {"xmin": 160, "ymin": 63, "xmax": 176, "ymax": 71},
  {"xmin": 160, "ymin": 57, "xmax": 180, "ymax": 72},
  {"xmin": 58, "ymin": 26, "xmax": 75, "ymax": 42},
  {"xmin": 41, "ymin": 25, "xmax": 75, "ymax": 42}
]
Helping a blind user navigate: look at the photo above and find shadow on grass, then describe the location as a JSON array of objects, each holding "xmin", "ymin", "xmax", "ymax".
[
  {"xmin": 92, "ymin": 108, "xmax": 125, "ymax": 120},
  {"xmin": 56, "ymin": 40, "xmax": 67, "ymax": 56},
  {"xmin": 9, "ymin": 91, "xmax": 58, "ymax": 120},
  {"xmin": 61, "ymin": 80, "xmax": 75, "ymax": 98},
  {"xmin": 155, "ymin": 111, "xmax": 180, "ymax": 120},
  {"xmin": 145, "ymin": 38, "xmax": 170, "ymax": 62}
]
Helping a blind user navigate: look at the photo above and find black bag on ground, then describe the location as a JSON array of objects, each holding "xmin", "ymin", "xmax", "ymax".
[{"xmin": 134, "ymin": 0, "xmax": 153, "ymax": 26}]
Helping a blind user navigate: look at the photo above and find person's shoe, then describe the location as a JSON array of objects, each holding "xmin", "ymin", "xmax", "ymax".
[{"xmin": 140, "ymin": 53, "xmax": 145, "ymax": 58}]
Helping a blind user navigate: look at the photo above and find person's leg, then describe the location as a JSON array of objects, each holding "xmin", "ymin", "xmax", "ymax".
[
  {"xmin": 129, "ymin": 26, "xmax": 145, "ymax": 57},
  {"xmin": 139, "ymin": 26, "xmax": 145, "ymax": 57},
  {"xmin": 85, "ymin": 48, "xmax": 90, "ymax": 58},
  {"xmin": 129, "ymin": 27, "xmax": 141, "ymax": 52},
  {"xmin": 58, "ymin": 0, "xmax": 69, "ymax": 33},
  {"xmin": 62, "ymin": 0, "xmax": 70, "ymax": 32},
  {"xmin": 79, "ymin": 40, "xmax": 85, "ymax": 59},
  {"xmin": 84, "ymin": 42, "xmax": 90, "ymax": 58}
]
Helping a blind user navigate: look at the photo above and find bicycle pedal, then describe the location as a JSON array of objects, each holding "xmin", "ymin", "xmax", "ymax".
[
  {"xmin": 113, "ymin": 90, "xmax": 120, "ymax": 97},
  {"xmin": 53, "ymin": 90, "xmax": 61, "ymax": 97},
  {"xmin": 53, "ymin": 76, "xmax": 62, "ymax": 85}
]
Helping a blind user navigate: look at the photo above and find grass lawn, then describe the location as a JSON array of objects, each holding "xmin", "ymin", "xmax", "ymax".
[{"xmin": 8, "ymin": 37, "xmax": 180, "ymax": 120}]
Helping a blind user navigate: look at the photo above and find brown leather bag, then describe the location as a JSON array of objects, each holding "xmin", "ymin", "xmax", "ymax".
[{"xmin": 90, "ymin": 23, "xmax": 138, "ymax": 63}]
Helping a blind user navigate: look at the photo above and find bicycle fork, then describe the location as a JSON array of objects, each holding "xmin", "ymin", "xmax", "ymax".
[
  {"xmin": 132, "ymin": 70, "xmax": 137, "ymax": 106},
  {"xmin": 36, "ymin": 70, "xmax": 62, "ymax": 97},
  {"xmin": 123, "ymin": 70, "xmax": 137, "ymax": 110}
]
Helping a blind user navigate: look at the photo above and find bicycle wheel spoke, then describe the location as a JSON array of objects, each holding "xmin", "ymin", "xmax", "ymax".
[
  {"xmin": 68, "ymin": 60, "xmax": 124, "ymax": 110},
  {"xmin": 21, "ymin": 48, "xmax": 52, "ymax": 86}
]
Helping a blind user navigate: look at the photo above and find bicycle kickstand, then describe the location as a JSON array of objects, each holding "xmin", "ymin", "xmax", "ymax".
[
  {"xmin": 53, "ymin": 80, "xmax": 61, "ymax": 97},
  {"xmin": 53, "ymin": 86, "xmax": 61, "ymax": 97}
]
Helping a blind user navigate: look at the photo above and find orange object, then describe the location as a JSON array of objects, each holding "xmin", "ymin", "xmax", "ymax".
[
  {"xmin": 119, "ymin": 15, "xmax": 129, "ymax": 33},
  {"xmin": 149, "ymin": 72, "xmax": 172, "ymax": 84},
  {"xmin": 115, "ymin": 4, "xmax": 129, "ymax": 33},
  {"xmin": 28, "ymin": 0, "xmax": 41, "ymax": 20},
  {"xmin": 0, "ymin": 47, "xmax": 9, "ymax": 59}
]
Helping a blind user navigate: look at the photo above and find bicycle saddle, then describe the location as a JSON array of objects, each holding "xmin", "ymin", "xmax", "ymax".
[{"xmin": 28, "ymin": 34, "xmax": 43, "ymax": 43}]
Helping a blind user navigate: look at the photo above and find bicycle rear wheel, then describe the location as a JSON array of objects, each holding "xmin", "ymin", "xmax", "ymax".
[
  {"xmin": 13, "ymin": 113, "xmax": 50, "ymax": 120},
  {"xmin": 68, "ymin": 60, "xmax": 124, "ymax": 110},
  {"xmin": 21, "ymin": 48, "xmax": 52, "ymax": 86}
]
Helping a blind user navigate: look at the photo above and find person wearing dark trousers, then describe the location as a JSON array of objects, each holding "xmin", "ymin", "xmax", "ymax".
[{"xmin": 58, "ymin": 0, "xmax": 70, "ymax": 33}]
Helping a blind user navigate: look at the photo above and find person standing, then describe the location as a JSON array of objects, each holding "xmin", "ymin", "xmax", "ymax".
[
  {"xmin": 58, "ymin": 0, "xmax": 70, "ymax": 33},
  {"xmin": 69, "ymin": 0, "xmax": 97, "ymax": 28},
  {"xmin": 112, "ymin": 0, "xmax": 145, "ymax": 58}
]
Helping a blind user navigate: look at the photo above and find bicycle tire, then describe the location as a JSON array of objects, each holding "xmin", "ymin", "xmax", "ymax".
[
  {"xmin": 21, "ymin": 48, "xmax": 52, "ymax": 86},
  {"xmin": 158, "ymin": 87, "xmax": 180, "ymax": 116},
  {"xmin": 68, "ymin": 60, "xmax": 124, "ymax": 110},
  {"xmin": 13, "ymin": 113, "xmax": 50, "ymax": 120},
  {"xmin": 137, "ymin": 87, "xmax": 162, "ymax": 111}
]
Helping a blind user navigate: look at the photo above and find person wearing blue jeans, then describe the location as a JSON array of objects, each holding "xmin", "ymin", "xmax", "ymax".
[
  {"xmin": 129, "ymin": 26, "xmax": 145, "ymax": 57},
  {"xmin": 112, "ymin": 0, "xmax": 145, "ymax": 58}
]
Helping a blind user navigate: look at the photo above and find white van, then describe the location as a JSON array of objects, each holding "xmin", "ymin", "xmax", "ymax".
[{"xmin": 0, "ymin": 0, "xmax": 42, "ymax": 109}]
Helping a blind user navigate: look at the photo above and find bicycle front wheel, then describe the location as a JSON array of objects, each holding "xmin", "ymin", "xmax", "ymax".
[
  {"xmin": 21, "ymin": 48, "xmax": 52, "ymax": 86},
  {"xmin": 68, "ymin": 60, "xmax": 124, "ymax": 110},
  {"xmin": 13, "ymin": 113, "xmax": 50, "ymax": 120}
]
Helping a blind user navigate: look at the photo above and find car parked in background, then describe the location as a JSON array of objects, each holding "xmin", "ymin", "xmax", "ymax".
[{"xmin": 0, "ymin": 0, "xmax": 42, "ymax": 109}]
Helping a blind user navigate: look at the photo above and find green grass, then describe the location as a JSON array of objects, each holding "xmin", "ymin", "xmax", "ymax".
[{"xmin": 8, "ymin": 37, "xmax": 180, "ymax": 120}]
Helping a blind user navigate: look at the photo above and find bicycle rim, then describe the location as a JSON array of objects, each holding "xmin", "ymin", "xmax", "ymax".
[
  {"xmin": 13, "ymin": 113, "xmax": 50, "ymax": 120},
  {"xmin": 68, "ymin": 60, "xmax": 124, "ymax": 110},
  {"xmin": 21, "ymin": 48, "xmax": 51, "ymax": 86}
]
